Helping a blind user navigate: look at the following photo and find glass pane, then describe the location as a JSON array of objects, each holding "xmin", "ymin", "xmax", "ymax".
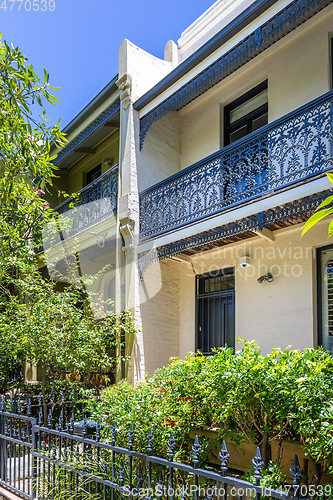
[
  {"xmin": 230, "ymin": 89, "xmax": 268, "ymax": 124},
  {"xmin": 226, "ymin": 274, "xmax": 235, "ymax": 290},
  {"xmin": 229, "ymin": 125, "xmax": 248, "ymax": 144},
  {"xmin": 252, "ymin": 112, "xmax": 268, "ymax": 132}
]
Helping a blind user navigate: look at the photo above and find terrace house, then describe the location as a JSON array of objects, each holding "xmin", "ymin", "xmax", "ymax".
[{"xmin": 46, "ymin": 0, "xmax": 333, "ymax": 384}]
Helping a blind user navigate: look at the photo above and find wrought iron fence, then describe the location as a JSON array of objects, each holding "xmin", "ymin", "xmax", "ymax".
[
  {"xmin": 51, "ymin": 165, "xmax": 118, "ymax": 243},
  {"xmin": 139, "ymin": 90, "xmax": 333, "ymax": 240},
  {"xmin": 0, "ymin": 394, "xmax": 310, "ymax": 500}
]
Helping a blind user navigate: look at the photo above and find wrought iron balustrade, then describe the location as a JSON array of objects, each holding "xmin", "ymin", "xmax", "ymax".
[
  {"xmin": 0, "ymin": 394, "xmax": 309, "ymax": 500},
  {"xmin": 139, "ymin": 90, "xmax": 333, "ymax": 240},
  {"xmin": 53, "ymin": 165, "xmax": 118, "ymax": 242}
]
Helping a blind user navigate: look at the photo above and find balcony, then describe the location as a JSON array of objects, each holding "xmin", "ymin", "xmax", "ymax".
[
  {"xmin": 139, "ymin": 90, "xmax": 333, "ymax": 241},
  {"xmin": 54, "ymin": 164, "xmax": 118, "ymax": 241}
]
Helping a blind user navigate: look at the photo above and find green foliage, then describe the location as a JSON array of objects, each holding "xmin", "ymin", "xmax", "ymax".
[
  {"xmin": 302, "ymin": 173, "xmax": 333, "ymax": 237},
  {"xmin": 91, "ymin": 343, "xmax": 333, "ymax": 481},
  {"xmin": 0, "ymin": 38, "xmax": 135, "ymax": 397}
]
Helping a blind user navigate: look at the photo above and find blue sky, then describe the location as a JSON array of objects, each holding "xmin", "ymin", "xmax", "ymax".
[{"xmin": 1, "ymin": 0, "xmax": 214, "ymax": 128}]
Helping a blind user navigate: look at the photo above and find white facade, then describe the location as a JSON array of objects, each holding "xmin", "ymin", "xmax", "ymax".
[{"xmin": 49, "ymin": 0, "xmax": 333, "ymax": 383}]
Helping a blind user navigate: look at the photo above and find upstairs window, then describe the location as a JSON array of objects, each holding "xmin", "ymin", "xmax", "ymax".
[
  {"xmin": 86, "ymin": 163, "xmax": 101, "ymax": 185},
  {"xmin": 224, "ymin": 81, "xmax": 268, "ymax": 146}
]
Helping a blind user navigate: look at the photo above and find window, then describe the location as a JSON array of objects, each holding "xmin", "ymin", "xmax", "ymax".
[
  {"xmin": 86, "ymin": 163, "xmax": 101, "ymax": 185},
  {"xmin": 318, "ymin": 246, "xmax": 333, "ymax": 350},
  {"xmin": 196, "ymin": 268, "xmax": 235, "ymax": 354},
  {"xmin": 224, "ymin": 81, "xmax": 268, "ymax": 146}
]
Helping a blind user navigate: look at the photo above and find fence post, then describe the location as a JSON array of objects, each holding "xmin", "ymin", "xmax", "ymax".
[
  {"xmin": 32, "ymin": 420, "xmax": 37, "ymax": 499},
  {"xmin": 0, "ymin": 407, "xmax": 4, "ymax": 482}
]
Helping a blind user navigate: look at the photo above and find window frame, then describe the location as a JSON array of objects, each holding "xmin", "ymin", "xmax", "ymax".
[
  {"xmin": 317, "ymin": 244, "xmax": 333, "ymax": 349},
  {"xmin": 86, "ymin": 163, "xmax": 102, "ymax": 186},
  {"xmin": 195, "ymin": 267, "xmax": 235, "ymax": 355},
  {"xmin": 224, "ymin": 80, "xmax": 268, "ymax": 146}
]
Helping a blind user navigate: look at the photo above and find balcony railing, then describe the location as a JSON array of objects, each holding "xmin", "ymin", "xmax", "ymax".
[
  {"xmin": 139, "ymin": 90, "xmax": 333, "ymax": 240},
  {"xmin": 54, "ymin": 164, "xmax": 118, "ymax": 241}
]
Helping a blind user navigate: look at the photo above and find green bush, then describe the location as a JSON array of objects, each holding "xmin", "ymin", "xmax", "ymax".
[{"xmin": 91, "ymin": 342, "xmax": 333, "ymax": 484}]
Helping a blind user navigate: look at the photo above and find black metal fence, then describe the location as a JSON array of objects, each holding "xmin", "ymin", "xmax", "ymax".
[{"xmin": 0, "ymin": 394, "xmax": 309, "ymax": 500}]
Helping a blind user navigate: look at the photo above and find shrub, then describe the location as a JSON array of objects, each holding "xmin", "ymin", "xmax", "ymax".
[{"xmin": 91, "ymin": 342, "xmax": 333, "ymax": 484}]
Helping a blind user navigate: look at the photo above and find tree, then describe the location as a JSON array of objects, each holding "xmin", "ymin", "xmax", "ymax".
[
  {"xmin": 0, "ymin": 38, "xmax": 133, "ymax": 402},
  {"xmin": 301, "ymin": 173, "xmax": 333, "ymax": 237}
]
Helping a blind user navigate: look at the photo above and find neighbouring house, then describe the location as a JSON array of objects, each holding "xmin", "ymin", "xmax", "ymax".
[{"xmin": 42, "ymin": 0, "xmax": 333, "ymax": 385}]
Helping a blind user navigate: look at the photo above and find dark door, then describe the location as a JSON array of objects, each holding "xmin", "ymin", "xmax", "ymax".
[{"xmin": 196, "ymin": 269, "xmax": 235, "ymax": 354}]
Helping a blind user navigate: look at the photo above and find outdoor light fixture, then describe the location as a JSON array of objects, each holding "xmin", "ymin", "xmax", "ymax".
[
  {"xmin": 103, "ymin": 158, "xmax": 113, "ymax": 167},
  {"xmin": 239, "ymin": 255, "xmax": 252, "ymax": 268},
  {"xmin": 257, "ymin": 272, "xmax": 274, "ymax": 284}
]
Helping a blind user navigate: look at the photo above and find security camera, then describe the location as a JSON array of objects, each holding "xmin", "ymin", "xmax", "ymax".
[{"xmin": 239, "ymin": 255, "xmax": 252, "ymax": 268}]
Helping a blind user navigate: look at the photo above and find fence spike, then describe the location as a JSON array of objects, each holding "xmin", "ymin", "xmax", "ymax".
[
  {"xmin": 82, "ymin": 414, "xmax": 87, "ymax": 438},
  {"xmin": 58, "ymin": 409, "xmax": 64, "ymax": 431},
  {"xmin": 2, "ymin": 396, "xmax": 6, "ymax": 413},
  {"xmin": 47, "ymin": 408, "xmax": 52, "ymax": 428},
  {"xmin": 156, "ymin": 471, "xmax": 164, "ymax": 498},
  {"xmin": 180, "ymin": 479, "xmax": 187, "ymax": 500},
  {"xmin": 119, "ymin": 459, "xmax": 124, "ymax": 486},
  {"xmin": 168, "ymin": 430, "xmax": 176, "ymax": 461},
  {"xmin": 9, "ymin": 396, "xmax": 13, "ymax": 413},
  {"xmin": 96, "ymin": 418, "xmax": 101, "ymax": 441},
  {"xmin": 37, "ymin": 392, "xmax": 43, "ymax": 406},
  {"xmin": 111, "ymin": 421, "xmax": 117, "ymax": 446},
  {"xmin": 128, "ymin": 423, "xmax": 134, "ymax": 450},
  {"xmin": 290, "ymin": 454, "xmax": 303, "ymax": 485},
  {"xmin": 0, "ymin": 396, "xmax": 3, "ymax": 412},
  {"xmin": 17, "ymin": 398, "xmax": 21, "ymax": 415},
  {"xmin": 71, "ymin": 389, "xmax": 75, "ymax": 403},
  {"xmin": 61, "ymin": 391, "xmax": 65, "ymax": 405},
  {"xmin": 147, "ymin": 427, "xmax": 154, "ymax": 455},
  {"xmin": 252, "ymin": 447, "xmax": 264, "ymax": 479},
  {"xmin": 192, "ymin": 435, "xmax": 201, "ymax": 468},
  {"xmin": 219, "ymin": 440, "xmax": 230, "ymax": 476},
  {"xmin": 49, "ymin": 392, "xmax": 55, "ymax": 405},
  {"xmin": 26, "ymin": 397, "xmax": 31, "ymax": 417},
  {"xmin": 136, "ymin": 464, "xmax": 143, "ymax": 489}
]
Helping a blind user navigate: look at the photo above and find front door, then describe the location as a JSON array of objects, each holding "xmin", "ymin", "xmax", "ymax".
[{"xmin": 196, "ymin": 268, "xmax": 235, "ymax": 354}]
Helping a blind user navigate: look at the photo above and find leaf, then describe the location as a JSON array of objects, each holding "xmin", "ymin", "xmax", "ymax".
[
  {"xmin": 328, "ymin": 219, "xmax": 333, "ymax": 238},
  {"xmin": 301, "ymin": 208, "xmax": 333, "ymax": 237}
]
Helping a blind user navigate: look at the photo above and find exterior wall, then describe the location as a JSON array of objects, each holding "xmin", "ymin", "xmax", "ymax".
[
  {"xmin": 176, "ymin": 219, "xmax": 332, "ymax": 359},
  {"xmin": 140, "ymin": 258, "xmax": 180, "ymax": 378},
  {"xmin": 178, "ymin": 5, "xmax": 332, "ymax": 169},
  {"xmin": 117, "ymin": 40, "xmax": 177, "ymax": 383},
  {"xmin": 138, "ymin": 112, "xmax": 181, "ymax": 192},
  {"xmin": 177, "ymin": 0, "xmax": 258, "ymax": 63},
  {"xmin": 67, "ymin": 132, "xmax": 119, "ymax": 194}
]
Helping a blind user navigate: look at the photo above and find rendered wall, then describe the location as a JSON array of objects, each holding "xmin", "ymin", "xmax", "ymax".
[
  {"xmin": 140, "ymin": 258, "xmax": 180, "ymax": 378},
  {"xmin": 137, "ymin": 112, "xmax": 181, "ymax": 193},
  {"xmin": 67, "ymin": 132, "xmax": 119, "ymax": 194},
  {"xmin": 179, "ymin": 6, "xmax": 331, "ymax": 169},
  {"xmin": 176, "ymin": 219, "xmax": 331, "ymax": 359}
]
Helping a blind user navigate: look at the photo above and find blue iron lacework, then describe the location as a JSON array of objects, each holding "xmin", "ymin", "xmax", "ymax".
[
  {"xmin": 139, "ymin": 91, "xmax": 333, "ymax": 240},
  {"xmin": 54, "ymin": 99, "xmax": 120, "ymax": 166},
  {"xmin": 138, "ymin": 189, "xmax": 332, "ymax": 277},
  {"xmin": 139, "ymin": 0, "xmax": 332, "ymax": 149}
]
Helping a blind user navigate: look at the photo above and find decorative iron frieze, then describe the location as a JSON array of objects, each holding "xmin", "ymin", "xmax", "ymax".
[
  {"xmin": 54, "ymin": 165, "xmax": 118, "ymax": 241},
  {"xmin": 139, "ymin": 92, "xmax": 333, "ymax": 240},
  {"xmin": 54, "ymin": 99, "xmax": 120, "ymax": 166},
  {"xmin": 139, "ymin": 0, "xmax": 332, "ymax": 148},
  {"xmin": 138, "ymin": 189, "xmax": 331, "ymax": 276}
]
